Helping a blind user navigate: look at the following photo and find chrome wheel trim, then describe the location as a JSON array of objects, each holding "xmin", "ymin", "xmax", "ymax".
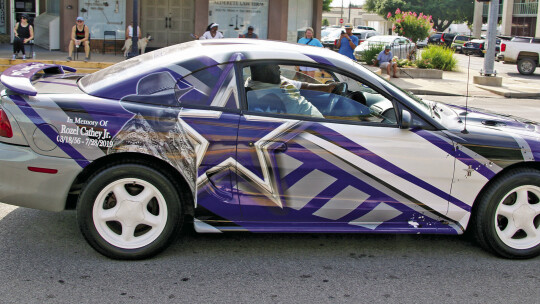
[
  {"xmin": 92, "ymin": 178, "xmax": 168, "ymax": 249},
  {"xmin": 495, "ymin": 185, "xmax": 540, "ymax": 250},
  {"xmin": 520, "ymin": 60, "xmax": 534, "ymax": 73}
]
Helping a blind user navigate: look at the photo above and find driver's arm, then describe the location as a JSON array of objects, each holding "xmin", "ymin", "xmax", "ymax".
[{"xmin": 300, "ymin": 82, "xmax": 337, "ymax": 93}]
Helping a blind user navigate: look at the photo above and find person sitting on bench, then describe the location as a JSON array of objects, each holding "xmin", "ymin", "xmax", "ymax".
[
  {"xmin": 12, "ymin": 14, "xmax": 34, "ymax": 60},
  {"xmin": 67, "ymin": 16, "xmax": 90, "ymax": 62}
]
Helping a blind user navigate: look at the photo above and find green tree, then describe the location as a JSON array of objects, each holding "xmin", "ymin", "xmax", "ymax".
[
  {"xmin": 322, "ymin": 18, "xmax": 330, "ymax": 26},
  {"xmin": 364, "ymin": 0, "xmax": 474, "ymax": 32},
  {"xmin": 388, "ymin": 10, "xmax": 433, "ymax": 43},
  {"xmin": 323, "ymin": 0, "xmax": 333, "ymax": 12}
]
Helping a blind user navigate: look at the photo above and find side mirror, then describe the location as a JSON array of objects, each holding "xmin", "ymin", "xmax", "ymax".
[{"xmin": 400, "ymin": 109, "xmax": 412, "ymax": 129}]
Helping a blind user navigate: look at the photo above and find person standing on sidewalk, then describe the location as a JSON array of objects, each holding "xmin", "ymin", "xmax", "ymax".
[
  {"xmin": 12, "ymin": 14, "xmax": 34, "ymax": 60},
  {"xmin": 297, "ymin": 27, "xmax": 322, "ymax": 77},
  {"xmin": 336, "ymin": 23, "xmax": 358, "ymax": 60},
  {"xmin": 67, "ymin": 17, "xmax": 90, "ymax": 62},
  {"xmin": 194, "ymin": 23, "xmax": 223, "ymax": 39}
]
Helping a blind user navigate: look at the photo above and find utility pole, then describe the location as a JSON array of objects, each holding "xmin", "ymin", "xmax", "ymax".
[
  {"xmin": 483, "ymin": 0, "xmax": 499, "ymax": 76},
  {"xmin": 341, "ymin": 0, "xmax": 343, "ymax": 22},
  {"xmin": 348, "ymin": 1, "xmax": 351, "ymax": 24},
  {"xmin": 473, "ymin": 0, "xmax": 502, "ymax": 87}
]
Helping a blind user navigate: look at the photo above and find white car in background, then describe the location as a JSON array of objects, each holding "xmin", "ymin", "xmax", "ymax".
[
  {"xmin": 354, "ymin": 35, "xmax": 417, "ymax": 61},
  {"xmin": 321, "ymin": 28, "xmax": 343, "ymax": 50}
]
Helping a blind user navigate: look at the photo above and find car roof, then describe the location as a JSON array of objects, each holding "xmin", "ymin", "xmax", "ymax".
[
  {"xmin": 365, "ymin": 35, "xmax": 402, "ymax": 43},
  {"xmin": 352, "ymin": 29, "xmax": 377, "ymax": 34},
  {"xmin": 80, "ymin": 39, "xmax": 374, "ymax": 100}
]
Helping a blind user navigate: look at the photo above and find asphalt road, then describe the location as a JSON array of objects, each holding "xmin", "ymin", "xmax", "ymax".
[{"xmin": 0, "ymin": 203, "xmax": 539, "ymax": 304}]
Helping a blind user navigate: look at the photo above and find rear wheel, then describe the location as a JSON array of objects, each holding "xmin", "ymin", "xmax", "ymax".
[
  {"xmin": 76, "ymin": 164, "xmax": 183, "ymax": 259},
  {"xmin": 517, "ymin": 58, "xmax": 536, "ymax": 75},
  {"xmin": 473, "ymin": 168, "xmax": 540, "ymax": 259}
]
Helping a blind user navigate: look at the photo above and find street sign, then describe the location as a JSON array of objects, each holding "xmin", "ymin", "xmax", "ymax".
[{"xmin": 340, "ymin": 18, "xmax": 343, "ymax": 24}]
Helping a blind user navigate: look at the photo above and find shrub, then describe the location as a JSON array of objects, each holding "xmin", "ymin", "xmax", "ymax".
[
  {"xmin": 388, "ymin": 9, "xmax": 433, "ymax": 44},
  {"xmin": 397, "ymin": 59, "xmax": 415, "ymax": 67},
  {"xmin": 420, "ymin": 45, "xmax": 457, "ymax": 71},
  {"xmin": 415, "ymin": 58, "xmax": 434, "ymax": 69},
  {"xmin": 360, "ymin": 44, "xmax": 385, "ymax": 65}
]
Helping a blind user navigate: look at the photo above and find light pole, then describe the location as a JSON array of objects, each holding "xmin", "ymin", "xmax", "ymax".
[{"xmin": 483, "ymin": 0, "xmax": 499, "ymax": 76}]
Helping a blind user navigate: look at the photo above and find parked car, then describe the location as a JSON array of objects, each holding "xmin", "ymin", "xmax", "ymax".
[
  {"xmin": 451, "ymin": 35, "xmax": 473, "ymax": 53},
  {"xmin": 2, "ymin": 39, "xmax": 540, "ymax": 260},
  {"xmin": 497, "ymin": 37, "xmax": 540, "ymax": 74},
  {"xmin": 356, "ymin": 25, "xmax": 376, "ymax": 31},
  {"xmin": 428, "ymin": 32, "xmax": 443, "ymax": 44},
  {"xmin": 416, "ymin": 38, "xmax": 428, "ymax": 48},
  {"xmin": 354, "ymin": 35, "xmax": 417, "ymax": 61},
  {"xmin": 439, "ymin": 32, "xmax": 457, "ymax": 47},
  {"xmin": 321, "ymin": 28, "xmax": 342, "ymax": 50},
  {"xmin": 462, "ymin": 39, "xmax": 485, "ymax": 56},
  {"xmin": 351, "ymin": 29, "xmax": 379, "ymax": 44}
]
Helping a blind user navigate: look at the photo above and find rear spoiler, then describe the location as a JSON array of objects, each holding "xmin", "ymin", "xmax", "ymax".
[{"xmin": 0, "ymin": 63, "xmax": 76, "ymax": 96}]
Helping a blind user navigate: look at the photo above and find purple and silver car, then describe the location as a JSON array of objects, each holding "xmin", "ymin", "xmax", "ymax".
[{"xmin": 1, "ymin": 39, "xmax": 540, "ymax": 259}]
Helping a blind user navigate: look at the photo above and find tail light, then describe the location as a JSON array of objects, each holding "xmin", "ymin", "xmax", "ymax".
[
  {"xmin": 480, "ymin": 43, "xmax": 484, "ymax": 49},
  {"xmin": 441, "ymin": 34, "xmax": 445, "ymax": 42},
  {"xmin": 0, "ymin": 108, "xmax": 13, "ymax": 138},
  {"xmin": 334, "ymin": 39, "xmax": 338, "ymax": 46},
  {"xmin": 501, "ymin": 43, "xmax": 506, "ymax": 52}
]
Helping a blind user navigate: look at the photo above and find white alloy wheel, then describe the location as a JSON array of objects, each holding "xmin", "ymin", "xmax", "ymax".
[
  {"xmin": 494, "ymin": 185, "xmax": 540, "ymax": 250},
  {"xmin": 92, "ymin": 178, "xmax": 168, "ymax": 249}
]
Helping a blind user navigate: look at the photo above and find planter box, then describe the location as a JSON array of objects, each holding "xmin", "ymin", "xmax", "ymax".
[
  {"xmin": 391, "ymin": 67, "xmax": 443, "ymax": 79},
  {"xmin": 363, "ymin": 64, "xmax": 443, "ymax": 79}
]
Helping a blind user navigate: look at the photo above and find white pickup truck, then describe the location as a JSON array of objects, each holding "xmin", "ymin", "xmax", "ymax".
[{"xmin": 497, "ymin": 37, "xmax": 540, "ymax": 75}]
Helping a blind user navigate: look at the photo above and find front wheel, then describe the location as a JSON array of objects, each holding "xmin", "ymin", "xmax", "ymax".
[
  {"xmin": 473, "ymin": 168, "xmax": 540, "ymax": 259},
  {"xmin": 77, "ymin": 164, "xmax": 183, "ymax": 259},
  {"xmin": 517, "ymin": 58, "xmax": 536, "ymax": 75}
]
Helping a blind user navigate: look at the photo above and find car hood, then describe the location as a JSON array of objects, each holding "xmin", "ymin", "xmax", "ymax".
[{"xmin": 436, "ymin": 103, "xmax": 540, "ymax": 155}]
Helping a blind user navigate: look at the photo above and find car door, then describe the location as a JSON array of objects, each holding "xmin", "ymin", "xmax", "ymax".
[
  {"xmin": 235, "ymin": 62, "xmax": 457, "ymax": 232},
  {"xmin": 174, "ymin": 61, "xmax": 242, "ymax": 223}
]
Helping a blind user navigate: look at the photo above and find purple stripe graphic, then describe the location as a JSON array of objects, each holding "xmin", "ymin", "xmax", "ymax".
[
  {"xmin": 312, "ymin": 124, "xmax": 472, "ymax": 212},
  {"xmin": 304, "ymin": 54, "xmax": 335, "ymax": 67},
  {"xmin": 413, "ymin": 129, "xmax": 496, "ymax": 179},
  {"xmin": 11, "ymin": 95, "xmax": 90, "ymax": 168}
]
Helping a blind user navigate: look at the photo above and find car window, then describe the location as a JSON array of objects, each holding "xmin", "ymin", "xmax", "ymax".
[
  {"xmin": 177, "ymin": 63, "xmax": 239, "ymax": 109},
  {"xmin": 242, "ymin": 63, "xmax": 397, "ymax": 125}
]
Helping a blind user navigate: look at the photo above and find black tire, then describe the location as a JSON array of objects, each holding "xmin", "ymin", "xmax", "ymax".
[
  {"xmin": 76, "ymin": 164, "xmax": 183, "ymax": 260},
  {"xmin": 517, "ymin": 58, "xmax": 536, "ymax": 75},
  {"xmin": 473, "ymin": 168, "xmax": 540, "ymax": 259}
]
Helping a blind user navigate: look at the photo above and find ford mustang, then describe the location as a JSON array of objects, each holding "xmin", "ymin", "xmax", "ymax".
[{"xmin": 1, "ymin": 39, "xmax": 539, "ymax": 259}]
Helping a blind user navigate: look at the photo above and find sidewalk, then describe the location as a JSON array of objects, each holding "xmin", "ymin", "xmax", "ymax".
[
  {"xmin": 0, "ymin": 43, "xmax": 124, "ymax": 64},
  {"xmin": 385, "ymin": 66, "xmax": 540, "ymax": 99}
]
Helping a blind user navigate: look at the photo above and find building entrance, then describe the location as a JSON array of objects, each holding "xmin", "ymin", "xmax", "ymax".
[{"xmin": 141, "ymin": 0, "xmax": 194, "ymax": 48}]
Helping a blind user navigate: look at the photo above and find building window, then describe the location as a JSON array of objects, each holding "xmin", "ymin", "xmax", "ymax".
[
  {"xmin": 78, "ymin": 0, "xmax": 126, "ymax": 39},
  {"xmin": 287, "ymin": 0, "xmax": 313, "ymax": 43},
  {"xmin": 209, "ymin": 0, "xmax": 269, "ymax": 39}
]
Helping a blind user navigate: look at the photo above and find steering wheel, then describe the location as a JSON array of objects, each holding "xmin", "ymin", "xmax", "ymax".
[
  {"xmin": 327, "ymin": 82, "xmax": 347, "ymax": 114},
  {"xmin": 331, "ymin": 82, "xmax": 348, "ymax": 95}
]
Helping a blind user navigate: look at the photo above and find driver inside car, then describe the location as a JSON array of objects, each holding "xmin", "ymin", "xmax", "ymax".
[{"xmin": 245, "ymin": 63, "xmax": 345, "ymax": 118}]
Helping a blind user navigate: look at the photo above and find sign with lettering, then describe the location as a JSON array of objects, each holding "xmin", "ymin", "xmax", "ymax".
[{"xmin": 209, "ymin": 0, "xmax": 269, "ymax": 39}]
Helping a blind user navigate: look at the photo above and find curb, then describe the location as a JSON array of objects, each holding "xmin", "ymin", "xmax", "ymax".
[{"xmin": 475, "ymin": 85, "xmax": 540, "ymax": 99}]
